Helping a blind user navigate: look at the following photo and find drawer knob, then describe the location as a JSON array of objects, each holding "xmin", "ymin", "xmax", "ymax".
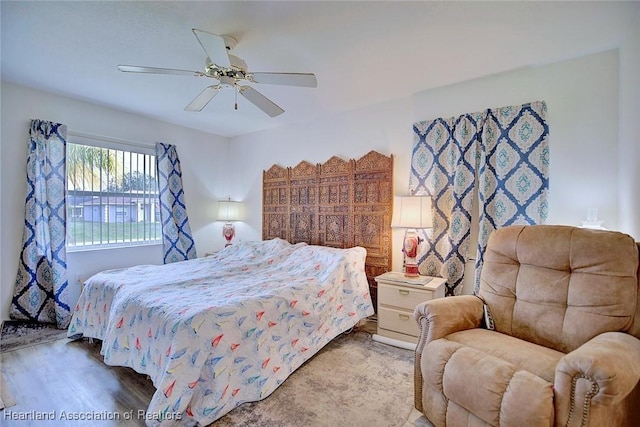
[
  {"xmin": 398, "ymin": 314, "xmax": 410, "ymax": 321},
  {"xmin": 399, "ymin": 290, "xmax": 410, "ymax": 295}
]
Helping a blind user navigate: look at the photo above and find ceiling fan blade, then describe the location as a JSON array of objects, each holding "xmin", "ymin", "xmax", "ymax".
[
  {"xmin": 185, "ymin": 85, "xmax": 221, "ymax": 112},
  {"xmin": 192, "ymin": 29, "xmax": 231, "ymax": 68},
  {"xmin": 250, "ymin": 72, "xmax": 317, "ymax": 88},
  {"xmin": 118, "ymin": 65, "xmax": 204, "ymax": 77},
  {"xmin": 239, "ymin": 86, "xmax": 284, "ymax": 117}
]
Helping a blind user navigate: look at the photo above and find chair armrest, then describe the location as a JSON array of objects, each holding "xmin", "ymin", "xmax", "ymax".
[
  {"xmin": 412, "ymin": 295, "xmax": 484, "ymax": 412},
  {"xmin": 555, "ymin": 332, "xmax": 640, "ymax": 426},
  {"xmin": 413, "ymin": 295, "xmax": 484, "ymax": 353}
]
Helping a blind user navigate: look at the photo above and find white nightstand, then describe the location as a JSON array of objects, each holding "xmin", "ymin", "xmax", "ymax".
[{"xmin": 373, "ymin": 272, "xmax": 446, "ymax": 350}]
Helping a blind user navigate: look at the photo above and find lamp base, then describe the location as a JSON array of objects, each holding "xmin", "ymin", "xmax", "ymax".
[
  {"xmin": 223, "ymin": 222, "xmax": 235, "ymax": 247},
  {"xmin": 403, "ymin": 230, "xmax": 421, "ymax": 277},
  {"xmin": 404, "ymin": 263, "xmax": 420, "ymax": 277}
]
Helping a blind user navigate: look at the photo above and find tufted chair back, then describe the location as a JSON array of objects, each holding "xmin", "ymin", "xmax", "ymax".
[{"xmin": 478, "ymin": 225, "xmax": 640, "ymax": 354}]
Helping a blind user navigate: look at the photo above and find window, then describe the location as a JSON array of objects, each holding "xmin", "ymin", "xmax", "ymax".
[{"xmin": 66, "ymin": 139, "xmax": 161, "ymax": 250}]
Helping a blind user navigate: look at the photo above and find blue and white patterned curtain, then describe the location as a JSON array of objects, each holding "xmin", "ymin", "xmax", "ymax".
[
  {"xmin": 410, "ymin": 101, "xmax": 549, "ymax": 295},
  {"xmin": 475, "ymin": 101, "xmax": 549, "ymax": 292},
  {"xmin": 11, "ymin": 119, "xmax": 70, "ymax": 328},
  {"xmin": 410, "ymin": 113, "xmax": 483, "ymax": 295},
  {"xmin": 156, "ymin": 142, "xmax": 197, "ymax": 263}
]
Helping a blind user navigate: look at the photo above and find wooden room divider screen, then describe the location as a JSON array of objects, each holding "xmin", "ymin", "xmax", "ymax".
[{"xmin": 262, "ymin": 150, "xmax": 393, "ymax": 309}]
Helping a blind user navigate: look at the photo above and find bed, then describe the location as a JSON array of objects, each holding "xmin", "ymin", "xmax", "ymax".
[
  {"xmin": 68, "ymin": 238, "xmax": 374, "ymax": 426},
  {"xmin": 69, "ymin": 150, "xmax": 392, "ymax": 426}
]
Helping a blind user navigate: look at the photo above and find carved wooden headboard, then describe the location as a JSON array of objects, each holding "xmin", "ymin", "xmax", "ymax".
[{"xmin": 262, "ymin": 150, "xmax": 393, "ymax": 308}]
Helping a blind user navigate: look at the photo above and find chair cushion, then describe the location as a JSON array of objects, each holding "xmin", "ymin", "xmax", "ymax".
[
  {"xmin": 479, "ymin": 225, "xmax": 639, "ymax": 353},
  {"xmin": 445, "ymin": 329, "xmax": 563, "ymax": 383},
  {"xmin": 423, "ymin": 337, "xmax": 554, "ymax": 426}
]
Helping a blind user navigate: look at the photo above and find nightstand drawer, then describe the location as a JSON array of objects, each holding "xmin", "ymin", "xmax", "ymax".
[
  {"xmin": 378, "ymin": 283, "xmax": 433, "ymax": 310},
  {"xmin": 378, "ymin": 307, "xmax": 420, "ymax": 337},
  {"xmin": 373, "ymin": 273, "xmax": 446, "ymax": 349}
]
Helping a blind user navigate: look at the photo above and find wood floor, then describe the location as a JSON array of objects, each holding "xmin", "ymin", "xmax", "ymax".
[
  {"xmin": 1, "ymin": 338, "xmax": 154, "ymax": 426},
  {"xmin": 0, "ymin": 320, "xmax": 428, "ymax": 427}
]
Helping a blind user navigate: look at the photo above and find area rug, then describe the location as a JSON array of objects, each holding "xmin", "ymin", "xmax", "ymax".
[
  {"xmin": 214, "ymin": 327, "xmax": 423, "ymax": 427},
  {"xmin": 0, "ymin": 373, "xmax": 17, "ymax": 409},
  {"xmin": 0, "ymin": 320, "xmax": 69, "ymax": 353}
]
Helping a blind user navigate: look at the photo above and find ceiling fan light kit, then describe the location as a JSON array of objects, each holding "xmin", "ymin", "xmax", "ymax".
[{"xmin": 117, "ymin": 28, "xmax": 317, "ymax": 117}]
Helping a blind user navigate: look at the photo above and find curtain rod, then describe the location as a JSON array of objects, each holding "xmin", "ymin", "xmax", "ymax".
[{"xmin": 67, "ymin": 130, "xmax": 155, "ymax": 150}]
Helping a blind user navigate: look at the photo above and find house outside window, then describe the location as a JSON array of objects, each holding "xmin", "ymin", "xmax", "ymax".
[{"xmin": 66, "ymin": 139, "xmax": 161, "ymax": 250}]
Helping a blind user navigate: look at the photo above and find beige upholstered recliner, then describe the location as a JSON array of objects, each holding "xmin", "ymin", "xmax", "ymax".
[{"xmin": 414, "ymin": 225, "xmax": 640, "ymax": 427}]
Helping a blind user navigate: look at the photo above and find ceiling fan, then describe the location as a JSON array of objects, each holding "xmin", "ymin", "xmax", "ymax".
[{"xmin": 117, "ymin": 29, "xmax": 317, "ymax": 117}]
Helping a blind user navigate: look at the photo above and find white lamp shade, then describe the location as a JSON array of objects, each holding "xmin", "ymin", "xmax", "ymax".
[
  {"xmin": 218, "ymin": 200, "xmax": 243, "ymax": 221},
  {"xmin": 391, "ymin": 196, "xmax": 433, "ymax": 229}
]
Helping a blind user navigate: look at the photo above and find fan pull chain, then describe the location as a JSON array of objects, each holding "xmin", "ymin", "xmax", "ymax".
[{"xmin": 235, "ymin": 85, "xmax": 238, "ymax": 110}]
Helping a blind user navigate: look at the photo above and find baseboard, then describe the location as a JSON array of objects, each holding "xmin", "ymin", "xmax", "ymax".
[{"xmin": 372, "ymin": 334, "xmax": 416, "ymax": 351}]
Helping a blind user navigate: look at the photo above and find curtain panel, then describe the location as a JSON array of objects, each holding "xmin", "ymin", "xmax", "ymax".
[
  {"xmin": 156, "ymin": 142, "xmax": 197, "ymax": 263},
  {"xmin": 410, "ymin": 113, "xmax": 483, "ymax": 295},
  {"xmin": 410, "ymin": 101, "xmax": 549, "ymax": 295},
  {"xmin": 475, "ymin": 101, "xmax": 549, "ymax": 292},
  {"xmin": 11, "ymin": 119, "xmax": 71, "ymax": 328}
]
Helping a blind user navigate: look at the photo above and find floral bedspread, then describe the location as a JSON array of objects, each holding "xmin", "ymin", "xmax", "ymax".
[{"xmin": 67, "ymin": 239, "xmax": 374, "ymax": 426}]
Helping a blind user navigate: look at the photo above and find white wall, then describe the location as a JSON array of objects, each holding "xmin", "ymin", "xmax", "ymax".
[
  {"xmin": 618, "ymin": 11, "xmax": 640, "ymax": 238},
  {"xmin": 229, "ymin": 49, "xmax": 624, "ymax": 295},
  {"xmin": 0, "ymin": 82, "xmax": 229, "ymax": 321}
]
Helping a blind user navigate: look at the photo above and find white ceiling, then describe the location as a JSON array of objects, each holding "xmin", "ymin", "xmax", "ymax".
[{"xmin": 2, "ymin": 1, "xmax": 639, "ymax": 138}]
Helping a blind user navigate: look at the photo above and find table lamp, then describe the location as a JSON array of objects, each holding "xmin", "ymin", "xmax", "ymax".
[
  {"xmin": 218, "ymin": 198, "xmax": 243, "ymax": 246},
  {"xmin": 391, "ymin": 195, "xmax": 433, "ymax": 277}
]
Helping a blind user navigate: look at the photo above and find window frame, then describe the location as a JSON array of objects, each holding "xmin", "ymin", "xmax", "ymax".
[{"xmin": 65, "ymin": 134, "xmax": 162, "ymax": 252}]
